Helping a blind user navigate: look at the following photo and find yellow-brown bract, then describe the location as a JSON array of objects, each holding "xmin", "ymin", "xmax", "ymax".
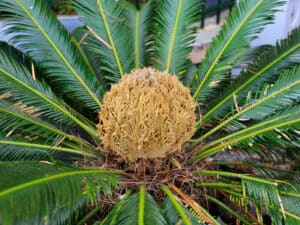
[{"xmin": 98, "ymin": 67, "xmax": 196, "ymax": 161}]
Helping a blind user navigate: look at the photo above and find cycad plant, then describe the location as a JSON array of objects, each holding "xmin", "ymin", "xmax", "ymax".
[{"xmin": 0, "ymin": 0, "xmax": 299, "ymax": 224}]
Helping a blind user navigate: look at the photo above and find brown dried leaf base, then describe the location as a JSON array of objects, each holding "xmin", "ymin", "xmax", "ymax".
[{"xmin": 77, "ymin": 143, "xmax": 214, "ymax": 205}]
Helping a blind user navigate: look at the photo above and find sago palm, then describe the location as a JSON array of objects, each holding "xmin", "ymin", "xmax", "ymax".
[{"xmin": 0, "ymin": 0, "xmax": 299, "ymax": 224}]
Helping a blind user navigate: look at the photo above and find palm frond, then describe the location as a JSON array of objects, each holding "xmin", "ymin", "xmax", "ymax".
[
  {"xmin": 190, "ymin": 0, "xmax": 284, "ymax": 102},
  {"xmin": 201, "ymin": 27, "xmax": 300, "ymax": 124},
  {"xmin": 0, "ymin": 138, "xmax": 52, "ymax": 161},
  {"xmin": 101, "ymin": 186, "xmax": 166, "ymax": 225},
  {"xmin": 0, "ymin": 50, "xmax": 97, "ymax": 137},
  {"xmin": 194, "ymin": 65, "xmax": 300, "ymax": 144},
  {"xmin": 99, "ymin": 191, "xmax": 131, "ymax": 225},
  {"xmin": 0, "ymin": 139, "xmax": 95, "ymax": 161},
  {"xmin": 0, "ymin": 99, "xmax": 64, "ymax": 140},
  {"xmin": 161, "ymin": 186, "xmax": 204, "ymax": 225},
  {"xmin": 193, "ymin": 105, "xmax": 300, "ymax": 160},
  {"xmin": 280, "ymin": 185, "xmax": 300, "ymax": 224},
  {"xmin": 0, "ymin": 161, "xmax": 118, "ymax": 225},
  {"xmin": 153, "ymin": 0, "xmax": 202, "ymax": 75},
  {"xmin": 73, "ymin": 0, "xmax": 134, "ymax": 82},
  {"xmin": 237, "ymin": 66, "xmax": 300, "ymax": 120},
  {"xmin": 71, "ymin": 27, "xmax": 109, "ymax": 91},
  {"xmin": 213, "ymin": 162, "xmax": 300, "ymax": 182},
  {"xmin": 199, "ymin": 170, "xmax": 300, "ymax": 225},
  {"xmin": 204, "ymin": 195, "xmax": 252, "ymax": 225},
  {"xmin": 127, "ymin": 0, "xmax": 154, "ymax": 69},
  {"xmin": 0, "ymin": 41, "xmax": 31, "ymax": 67},
  {"xmin": 169, "ymin": 183, "xmax": 220, "ymax": 225},
  {"xmin": 0, "ymin": 99, "xmax": 99, "ymax": 159},
  {"xmin": 0, "ymin": 0, "xmax": 103, "ymax": 112}
]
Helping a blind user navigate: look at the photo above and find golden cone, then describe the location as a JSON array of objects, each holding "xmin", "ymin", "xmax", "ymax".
[{"xmin": 98, "ymin": 67, "xmax": 196, "ymax": 161}]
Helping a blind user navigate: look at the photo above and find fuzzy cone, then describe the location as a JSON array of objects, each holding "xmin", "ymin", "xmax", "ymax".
[{"xmin": 97, "ymin": 68, "xmax": 196, "ymax": 161}]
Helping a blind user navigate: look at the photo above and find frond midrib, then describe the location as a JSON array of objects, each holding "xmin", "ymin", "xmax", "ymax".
[
  {"xmin": 199, "ymin": 170, "xmax": 278, "ymax": 185},
  {"xmin": 135, "ymin": 10, "xmax": 140, "ymax": 68},
  {"xmin": 166, "ymin": 0, "xmax": 183, "ymax": 72},
  {"xmin": 138, "ymin": 185, "xmax": 145, "ymax": 225},
  {"xmin": 96, "ymin": 0, "xmax": 124, "ymax": 76}
]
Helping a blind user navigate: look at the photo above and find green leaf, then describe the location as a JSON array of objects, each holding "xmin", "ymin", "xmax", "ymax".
[
  {"xmin": 0, "ymin": 100, "xmax": 65, "ymax": 141},
  {"xmin": 201, "ymin": 27, "xmax": 300, "ymax": 124},
  {"xmin": 281, "ymin": 186, "xmax": 300, "ymax": 225},
  {"xmin": 0, "ymin": 139, "xmax": 95, "ymax": 161},
  {"xmin": 127, "ymin": 0, "xmax": 154, "ymax": 69},
  {"xmin": 198, "ymin": 171, "xmax": 300, "ymax": 224},
  {"xmin": 71, "ymin": 27, "xmax": 110, "ymax": 92},
  {"xmin": 101, "ymin": 187, "xmax": 166, "ymax": 225},
  {"xmin": 0, "ymin": 0, "xmax": 103, "ymax": 112},
  {"xmin": 194, "ymin": 105, "xmax": 300, "ymax": 160},
  {"xmin": 161, "ymin": 195, "xmax": 204, "ymax": 225},
  {"xmin": 0, "ymin": 41, "xmax": 31, "ymax": 67},
  {"xmin": 0, "ymin": 51, "xmax": 97, "ymax": 137},
  {"xmin": 194, "ymin": 65, "xmax": 300, "ymax": 144},
  {"xmin": 153, "ymin": 0, "xmax": 202, "ymax": 74},
  {"xmin": 0, "ymin": 161, "xmax": 118, "ymax": 225},
  {"xmin": 204, "ymin": 195, "xmax": 252, "ymax": 225},
  {"xmin": 191, "ymin": 0, "xmax": 284, "ymax": 102},
  {"xmin": 237, "ymin": 66, "xmax": 300, "ymax": 120},
  {"xmin": 0, "ymin": 140, "xmax": 52, "ymax": 161},
  {"xmin": 213, "ymin": 162, "xmax": 300, "ymax": 182},
  {"xmin": 161, "ymin": 186, "xmax": 204, "ymax": 225},
  {"xmin": 73, "ymin": 0, "xmax": 134, "ymax": 82},
  {"xmin": 243, "ymin": 180, "xmax": 283, "ymax": 224}
]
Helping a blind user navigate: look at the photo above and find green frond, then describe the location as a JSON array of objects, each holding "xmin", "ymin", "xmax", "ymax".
[
  {"xmin": 71, "ymin": 27, "xmax": 109, "ymax": 91},
  {"xmin": 199, "ymin": 170, "xmax": 300, "ymax": 224},
  {"xmin": 101, "ymin": 187, "xmax": 166, "ymax": 225},
  {"xmin": 204, "ymin": 194, "xmax": 252, "ymax": 225},
  {"xmin": 280, "ymin": 185, "xmax": 300, "ymax": 224},
  {"xmin": 201, "ymin": 26, "xmax": 300, "ymax": 125},
  {"xmin": 0, "ymin": 51, "xmax": 97, "ymax": 137},
  {"xmin": 0, "ymin": 99, "xmax": 98, "ymax": 158},
  {"xmin": 0, "ymin": 41, "xmax": 31, "ymax": 67},
  {"xmin": 243, "ymin": 180, "xmax": 283, "ymax": 224},
  {"xmin": 0, "ymin": 100, "xmax": 65, "ymax": 141},
  {"xmin": 0, "ymin": 139, "xmax": 52, "ymax": 161},
  {"xmin": 127, "ymin": 0, "xmax": 154, "ymax": 69},
  {"xmin": 0, "ymin": 0, "xmax": 103, "ymax": 112},
  {"xmin": 214, "ymin": 162, "xmax": 300, "ymax": 182},
  {"xmin": 190, "ymin": 0, "xmax": 284, "ymax": 102},
  {"xmin": 161, "ymin": 186, "xmax": 203, "ymax": 225},
  {"xmin": 100, "ymin": 191, "xmax": 131, "ymax": 225},
  {"xmin": 194, "ymin": 65, "xmax": 300, "ymax": 144},
  {"xmin": 0, "ymin": 139, "xmax": 95, "ymax": 161},
  {"xmin": 238, "ymin": 64, "xmax": 300, "ymax": 120},
  {"xmin": 0, "ymin": 161, "xmax": 118, "ymax": 225},
  {"xmin": 153, "ymin": 0, "xmax": 202, "ymax": 74},
  {"xmin": 194, "ymin": 105, "xmax": 300, "ymax": 160},
  {"xmin": 73, "ymin": 0, "xmax": 134, "ymax": 82}
]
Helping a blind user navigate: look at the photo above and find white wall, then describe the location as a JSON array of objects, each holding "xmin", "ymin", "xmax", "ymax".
[{"xmin": 252, "ymin": 0, "xmax": 300, "ymax": 46}]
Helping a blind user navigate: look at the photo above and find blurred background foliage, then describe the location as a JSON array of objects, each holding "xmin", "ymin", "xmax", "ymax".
[{"xmin": 44, "ymin": 0, "xmax": 235, "ymax": 21}]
